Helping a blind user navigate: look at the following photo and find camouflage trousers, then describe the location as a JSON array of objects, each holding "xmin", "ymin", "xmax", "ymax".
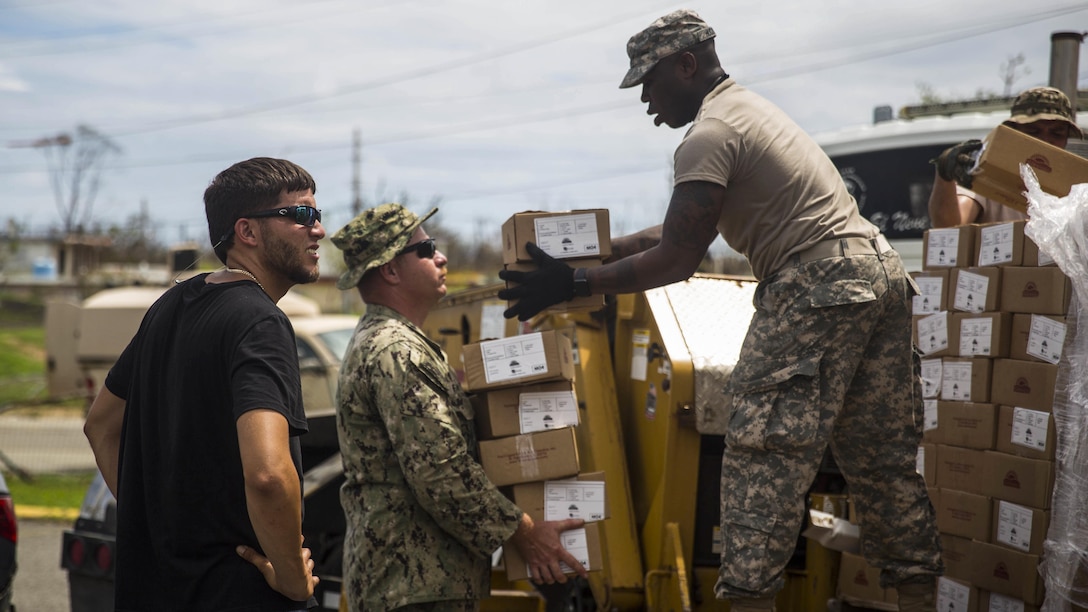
[{"xmin": 715, "ymin": 246, "xmax": 943, "ymax": 600}]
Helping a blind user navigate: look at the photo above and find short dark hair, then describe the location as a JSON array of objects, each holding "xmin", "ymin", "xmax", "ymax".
[{"xmin": 204, "ymin": 157, "xmax": 317, "ymax": 264}]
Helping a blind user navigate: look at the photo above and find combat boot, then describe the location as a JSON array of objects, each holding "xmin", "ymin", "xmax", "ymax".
[
  {"xmin": 729, "ymin": 597, "xmax": 776, "ymax": 612},
  {"xmin": 896, "ymin": 578, "xmax": 936, "ymax": 612}
]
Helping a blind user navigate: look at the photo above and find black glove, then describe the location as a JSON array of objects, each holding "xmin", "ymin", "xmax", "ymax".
[
  {"xmin": 497, "ymin": 242, "xmax": 575, "ymax": 321},
  {"xmin": 931, "ymin": 139, "xmax": 982, "ymax": 188}
]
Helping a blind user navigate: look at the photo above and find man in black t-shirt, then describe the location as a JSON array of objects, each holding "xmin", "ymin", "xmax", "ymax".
[{"xmin": 83, "ymin": 157, "xmax": 326, "ymax": 611}]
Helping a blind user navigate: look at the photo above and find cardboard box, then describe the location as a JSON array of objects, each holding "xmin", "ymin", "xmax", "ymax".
[
  {"xmin": 502, "ymin": 209, "xmax": 611, "ymax": 264},
  {"xmin": 991, "ymin": 499, "xmax": 1049, "ymax": 555},
  {"xmin": 837, "ymin": 551, "xmax": 898, "ymax": 610},
  {"xmin": 936, "ymin": 488, "xmax": 992, "ymax": 541},
  {"xmin": 968, "ymin": 540, "xmax": 1044, "ymax": 605},
  {"xmin": 503, "ymin": 521, "xmax": 602, "ymax": 582},
  {"xmin": 952, "ymin": 311, "xmax": 1012, "ymax": 358},
  {"xmin": 1010, "ymin": 313, "xmax": 1067, "ymax": 364},
  {"xmin": 941, "ymin": 357, "xmax": 992, "ymax": 403},
  {"xmin": 924, "ymin": 226, "xmax": 975, "ymax": 270},
  {"xmin": 503, "ymin": 259, "xmax": 606, "ymax": 313},
  {"xmin": 1000, "ymin": 266, "xmax": 1071, "ymax": 315},
  {"xmin": 937, "ymin": 576, "xmax": 979, "ymax": 612},
  {"xmin": 1021, "ymin": 235, "xmax": 1056, "ymax": 267},
  {"xmin": 970, "ymin": 123, "xmax": 1088, "ymax": 214},
  {"xmin": 980, "ymin": 591, "xmax": 1041, "ymax": 612},
  {"xmin": 920, "ymin": 358, "xmax": 943, "ymax": 399},
  {"xmin": 510, "ymin": 471, "xmax": 608, "ymax": 523},
  {"xmin": 940, "ymin": 534, "xmax": 974, "ymax": 581},
  {"xmin": 989, "ymin": 359, "xmax": 1058, "ymax": 413},
  {"xmin": 914, "ymin": 312, "xmax": 955, "ymax": 358},
  {"xmin": 912, "ymin": 270, "xmax": 949, "ymax": 315},
  {"xmin": 472, "ymin": 380, "xmax": 579, "ymax": 439},
  {"xmin": 950, "ymin": 267, "xmax": 1002, "ymax": 313},
  {"xmin": 975, "ymin": 220, "xmax": 1025, "ymax": 267},
  {"xmin": 996, "ymin": 405, "xmax": 1055, "ymax": 461},
  {"xmin": 982, "ymin": 450, "xmax": 1054, "ymax": 509},
  {"xmin": 934, "ymin": 445, "xmax": 987, "ymax": 495},
  {"xmin": 478, "ymin": 427, "xmax": 580, "ymax": 487},
  {"xmin": 462, "ymin": 330, "xmax": 575, "ymax": 392},
  {"xmin": 925, "ymin": 401, "xmax": 997, "ymax": 450}
]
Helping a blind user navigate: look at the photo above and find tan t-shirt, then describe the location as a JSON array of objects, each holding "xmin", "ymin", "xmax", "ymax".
[
  {"xmin": 957, "ymin": 185, "xmax": 1028, "ymax": 224},
  {"xmin": 673, "ymin": 78, "xmax": 878, "ymax": 280}
]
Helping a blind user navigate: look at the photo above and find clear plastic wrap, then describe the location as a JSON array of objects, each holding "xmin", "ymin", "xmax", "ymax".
[{"xmin": 1022, "ymin": 163, "xmax": 1088, "ymax": 611}]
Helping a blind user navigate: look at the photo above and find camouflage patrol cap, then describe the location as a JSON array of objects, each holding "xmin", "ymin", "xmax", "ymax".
[
  {"xmin": 331, "ymin": 203, "xmax": 438, "ymax": 290},
  {"xmin": 1004, "ymin": 86, "xmax": 1083, "ymax": 139},
  {"xmin": 620, "ymin": 9, "xmax": 715, "ymax": 89}
]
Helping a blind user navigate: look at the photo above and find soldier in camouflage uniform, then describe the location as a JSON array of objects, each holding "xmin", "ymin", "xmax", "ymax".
[
  {"xmin": 929, "ymin": 86, "xmax": 1083, "ymax": 227},
  {"xmin": 331, "ymin": 203, "xmax": 587, "ymax": 612},
  {"xmin": 498, "ymin": 9, "xmax": 943, "ymax": 612}
]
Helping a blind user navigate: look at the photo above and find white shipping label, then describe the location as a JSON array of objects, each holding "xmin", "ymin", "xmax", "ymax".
[
  {"xmin": 1027, "ymin": 315, "xmax": 1066, "ymax": 364},
  {"xmin": 479, "ymin": 301, "xmax": 508, "ymax": 341},
  {"xmin": 923, "ymin": 399, "xmax": 938, "ymax": 432},
  {"xmin": 481, "ymin": 333, "xmax": 549, "ymax": 384},
  {"xmin": 534, "ymin": 213, "xmax": 601, "ymax": 259},
  {"xmin": 987, "ymin": 592, "xmax": 1025, "ymax": 612},
  {"xmin": 995, "ymin": 500, "xmax": 1034, "ymax": 553},
  {"xmin": 519, "ymin": 390, "xmax": 579, "ymax": 433},
  {"xmin": 1010, "ymin": 407, "xmax": 1050, "ymax": 452},
  {"xmin": 978, "ymin": 222, "xmax": 1016, "ymax": 266},
  {"xmin": 953, "ymin": 270, "xmax": 989, "ymax": 313},
  {"xmin": 917, "ymin": 312, "xmax": 949, "ymax": 356},
  {"xmin": 941, "ymin": 361, "xmax": 973, "ymax": 401},
  {"xmin": 544, "ymin": 480, "xmax": 606, "ymax": 522},
  {"xmin": 926, "ymin": 228, "xmax": 961, "ymax": 267},
  {"xmin": 557, "ymin": 528, "xmax": 591, "ymax": 573},
  {"xmin": 631, "ymin": 330, "xmax": 650, "ymax": 382},
  {"xmin": 936, "ymin": 577, "xmax": 970, "ymax": 612},
  {"xmin": 920, "ymin": 358, "xmax": 943, "ymax": 398},
  {"xmin": 959, "ymin": 317, "xmax": 994, "ymax": 356},
  {"xmin": 912, "ymin": 276, "xmax": 944, "ymax": 314}
]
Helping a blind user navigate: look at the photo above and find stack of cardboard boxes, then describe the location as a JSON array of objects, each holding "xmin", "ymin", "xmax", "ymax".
[
  {"xmin": 838, "ymin": 219, "xmax": 1070, "ymax": 610},
  {"xmin": 461, "ymin": 210, "xmax": 613, "ymax": 582},
  {"xmin": 912, "ymin": 220, "xmax": 1066, "ymax": 611}
]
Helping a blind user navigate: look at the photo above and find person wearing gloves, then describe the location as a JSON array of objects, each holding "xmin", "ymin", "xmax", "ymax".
[
  {"xmin": 498, "ymin": 9, "xmax": 942, "ymax": 612},
  {"xmin": 928, "ymin": 86, "xmax": 1082, "ymax": 228}
]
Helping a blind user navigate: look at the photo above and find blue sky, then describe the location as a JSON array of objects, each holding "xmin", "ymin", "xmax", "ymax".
[{"xmin": 0, "ymin": 0, "xmax": 1084, "ymax": 249}]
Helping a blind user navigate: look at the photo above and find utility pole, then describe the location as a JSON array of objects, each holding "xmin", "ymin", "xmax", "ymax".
[{"xmin": 351, "ymin": 128, "xmax": 363, "ymax": 216}]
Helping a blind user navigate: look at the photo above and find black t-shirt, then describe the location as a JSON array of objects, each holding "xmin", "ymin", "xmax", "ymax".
[{"xmin": 105, "ymin": 275, "xmax": 312, "ymax": 611}]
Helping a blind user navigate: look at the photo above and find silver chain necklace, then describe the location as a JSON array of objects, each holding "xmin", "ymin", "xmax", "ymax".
[{"xmin": 223, "ymin": 267, "xmax": 265, "ymax": 292}]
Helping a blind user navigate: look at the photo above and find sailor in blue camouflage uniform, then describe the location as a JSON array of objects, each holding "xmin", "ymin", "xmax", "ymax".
[
  {"xmin": 332, "ymin": 203, "xmax": 587, "ymax": 612},
  {"xmin": 497, "ymin": 10, "xmax": 943, "ymax": 612}
]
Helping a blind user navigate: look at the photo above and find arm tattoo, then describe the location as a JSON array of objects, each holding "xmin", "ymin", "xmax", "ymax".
[{"xmin": 661, "ymin": 181, "xmax": 724, "ymax": 251}]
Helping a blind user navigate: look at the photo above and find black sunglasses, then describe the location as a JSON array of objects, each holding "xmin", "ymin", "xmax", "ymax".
[
  {"xmin": 397, "ymin": 238, "xmax": 437, "ymax": 259},
  {"xmin": 246, "ymin": 206, "xmax": 322, "ymax": 227}
]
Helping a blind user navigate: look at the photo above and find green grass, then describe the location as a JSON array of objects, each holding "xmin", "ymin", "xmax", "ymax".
[
  {"xmin": 0, "ymin": 326, "xmax": 49, "ymax": 405},
  {"xmin": 4, "ymin": 470, "xmax": 96, "ymax": 510}
]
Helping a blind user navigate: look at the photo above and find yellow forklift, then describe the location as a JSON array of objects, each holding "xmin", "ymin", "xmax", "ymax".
[{"xmin": 420, "ymin": 274, "xmax": 847, "ymax": 612}]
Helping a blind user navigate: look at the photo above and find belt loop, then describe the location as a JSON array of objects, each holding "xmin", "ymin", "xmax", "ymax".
[
  {"xmin": 871, "ymin": 237, "xmax": 884, "ymax": 261},
  {"xmin": 840, "ymin": 238, "xmax": 851, "ymax": 258}
]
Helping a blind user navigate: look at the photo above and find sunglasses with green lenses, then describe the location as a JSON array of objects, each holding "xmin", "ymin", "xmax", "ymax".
[
  {"xmin": 397, "ymin": 238, "xmax": 437, "ymax": 259},
  {"xmin": 247, "ymin": 206, "xmax": 322, "ymax": 227}
]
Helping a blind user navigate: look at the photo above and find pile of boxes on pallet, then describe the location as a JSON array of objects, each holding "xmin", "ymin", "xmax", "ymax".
[
  {"xmin": 461, "ymin": 210, "xmax": 611, "ymax": 582},
  {"xmin": 840, "ymin": 219, "xmax": 1070, "ymax": 611}
]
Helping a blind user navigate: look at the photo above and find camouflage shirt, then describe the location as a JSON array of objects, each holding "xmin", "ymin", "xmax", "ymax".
[{"xmin": 337, "ymin": 304, "xmax": 522, "ymax": 611}]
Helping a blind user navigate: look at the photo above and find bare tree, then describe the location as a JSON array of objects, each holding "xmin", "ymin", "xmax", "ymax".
[
  {"xmin": 999, "ymin": 53, "xmax": 1030, "ymax": 97},
  {"xmin": 19, "ymin": 125, "xmax": 122, "ymax": 234}
]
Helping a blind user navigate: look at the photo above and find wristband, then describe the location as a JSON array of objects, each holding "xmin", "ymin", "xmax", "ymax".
[{"xmin": 572, "ymin": 267, "xmax": 591, "ymax": 298}]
